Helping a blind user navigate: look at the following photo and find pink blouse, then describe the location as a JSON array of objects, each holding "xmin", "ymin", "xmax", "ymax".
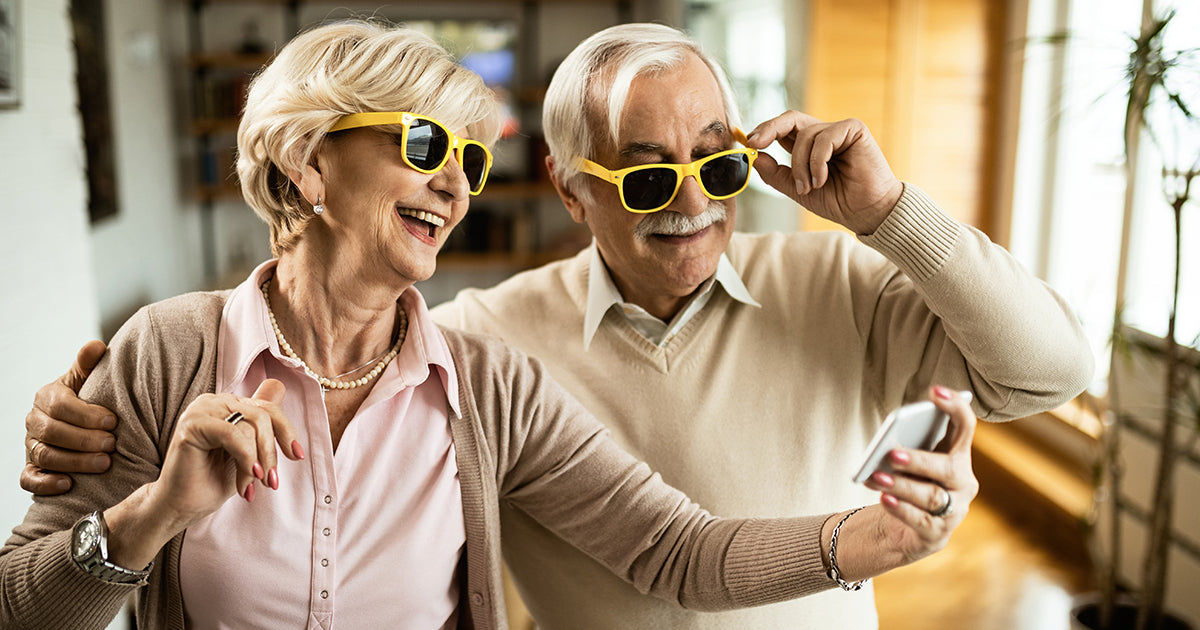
[{"xmin": 180, "ymin": 261, "xmax": 465, "ymax": 629}]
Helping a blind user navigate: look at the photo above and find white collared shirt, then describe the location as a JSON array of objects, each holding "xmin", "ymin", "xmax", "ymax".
[{"xmin": 582, "ymin": 242, "xmax": 761, "ymax": 349}]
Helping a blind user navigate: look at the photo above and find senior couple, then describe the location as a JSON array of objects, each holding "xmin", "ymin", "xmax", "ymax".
[{"xmin": 8, "ymin": 16, "xmax": 1091, "ymax": 630}]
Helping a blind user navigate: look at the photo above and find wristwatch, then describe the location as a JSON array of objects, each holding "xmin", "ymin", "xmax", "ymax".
[{"xmin": 71, "ymin": 511, "xmax": 151, "ymax": 585}]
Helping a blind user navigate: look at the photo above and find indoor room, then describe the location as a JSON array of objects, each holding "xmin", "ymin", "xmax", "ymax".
[{"xmin": 0, "ymin": 0, "xmax": 1197, "ymax": 628}]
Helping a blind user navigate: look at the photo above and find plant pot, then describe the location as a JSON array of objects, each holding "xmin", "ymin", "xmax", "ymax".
[{"xmin": 1071, "ymin": 593, "xmax": 1194, "ymax": 630}]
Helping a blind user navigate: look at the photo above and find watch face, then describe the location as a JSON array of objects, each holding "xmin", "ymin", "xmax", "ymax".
[{"xmin": 74, "ymin": 520, "xmax": 99, "ymax": 559}]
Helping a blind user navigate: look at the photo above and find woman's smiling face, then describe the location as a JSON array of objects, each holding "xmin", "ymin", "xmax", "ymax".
[{"xmin": 313, "ymin": 125, "xmax": 475, "ymax": 285}]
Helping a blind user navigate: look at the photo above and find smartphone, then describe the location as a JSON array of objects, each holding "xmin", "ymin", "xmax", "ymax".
[{"xmin": 851, "ymin": 400, "xmax": 950, "ymax": 484}]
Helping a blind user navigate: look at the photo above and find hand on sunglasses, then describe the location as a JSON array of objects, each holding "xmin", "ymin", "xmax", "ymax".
[{"xmin": 744, "ymin": 112, "xmax": 903, "ymax": 235}]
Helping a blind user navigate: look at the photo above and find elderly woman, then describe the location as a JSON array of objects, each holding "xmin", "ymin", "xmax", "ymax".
[{"xmin": 3, "ymin": 18, "xmax": 981, "ymax": 630}]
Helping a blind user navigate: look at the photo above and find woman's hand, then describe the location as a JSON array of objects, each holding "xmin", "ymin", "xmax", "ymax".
[
  {"xmin": 101, "ymin": 380, "xmax": 304, "ymax": 571},
  {"xmin": 863, "ymin": 385, "xmax": 979, "ymax": 565},
  {"xmin": 744, "ymin": 112, "xmax": 904, "ymax": 235},
  {"xmin": 148, "ymin": 380, "xmax": 303, "ymax": 528},
  {"xmin": 822, "ymin": 385, "xmax": 979, "ymax": 581}
]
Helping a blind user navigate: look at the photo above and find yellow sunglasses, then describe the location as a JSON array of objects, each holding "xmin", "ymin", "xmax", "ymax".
[
  {"xmin": 328, "ymin": 112, "xmax": 494, "ymax": 196},
  {"xmin": 576, "ymin": 129, "xmax": 759, "ymax": 213}
]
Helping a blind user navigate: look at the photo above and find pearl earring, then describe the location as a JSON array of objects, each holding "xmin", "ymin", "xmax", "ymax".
[{"xmin": 313, "ymin": 196, "xmax": 325, "ymax": 215}]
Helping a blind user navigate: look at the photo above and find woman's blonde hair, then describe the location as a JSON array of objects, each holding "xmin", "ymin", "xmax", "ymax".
[
  {"xmin": 542, "ymin": 23, "xmax": 741, "ymax": 205},
  {"xmin": 237, "ymin": 20, "xmax": 502, "ymax": 254}
]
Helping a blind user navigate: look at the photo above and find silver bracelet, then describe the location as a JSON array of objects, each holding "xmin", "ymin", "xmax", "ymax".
[{"xmin": 828, "ymin": 507, "xmax": 869, "ymax": 592}]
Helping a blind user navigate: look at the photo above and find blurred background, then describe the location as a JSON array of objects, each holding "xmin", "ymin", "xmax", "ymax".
[{"xmin": 0, "ymin": 0, "xmax": 1196, "ymax": 628}]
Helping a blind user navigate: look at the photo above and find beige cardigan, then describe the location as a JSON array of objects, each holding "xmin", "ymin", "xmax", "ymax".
[{"xmin": 0, "ymin": 290, "xmax": 834, "ymax": 630}]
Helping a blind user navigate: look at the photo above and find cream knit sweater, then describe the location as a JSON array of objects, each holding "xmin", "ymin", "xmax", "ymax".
[{"xmin": 432, "ymin": 185, "xmax": 1095, "ymax": 629}]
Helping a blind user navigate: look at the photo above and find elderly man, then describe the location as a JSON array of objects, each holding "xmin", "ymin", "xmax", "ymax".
[{"xmin": 24, "ymin": 23, "xmax": 1091, "ymax": 629}]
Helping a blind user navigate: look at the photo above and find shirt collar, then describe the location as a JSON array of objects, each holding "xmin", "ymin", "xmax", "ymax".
[
  {"xmin": 217, "ymin": 259, "xmax": 462, "ymax": 418},
  {"xmin": 582, "ymin": 240, "xmax": 761, "ymax": 349}
]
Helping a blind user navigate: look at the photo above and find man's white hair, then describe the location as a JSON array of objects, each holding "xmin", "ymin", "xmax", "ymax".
[{"xmin": 542, "ymin": 23, "xmax": 741, "ymax": 205}]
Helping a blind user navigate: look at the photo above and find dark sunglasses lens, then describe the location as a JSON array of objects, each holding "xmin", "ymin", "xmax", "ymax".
[
  {"xmin": 700, "ymin": 153, "xmax": 751, "ymax": 197},
  {"xmin": 406, "ymin": 119, "xmax": 450, "ymax": 169},
  {"xmin": 462, "ymin": 144, "xmax": 489, "ymax": 192},
  {"xmin": 622, "ymin": 168, "xmax": 678, "ymax": 211}
]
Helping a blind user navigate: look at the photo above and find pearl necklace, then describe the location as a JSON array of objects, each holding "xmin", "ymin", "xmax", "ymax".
[{"xmin": 261, "ymin": 280, "xmax": 406, "ymax": 391}]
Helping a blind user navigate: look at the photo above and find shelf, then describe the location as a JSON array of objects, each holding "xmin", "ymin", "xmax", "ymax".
[
  {"xmin": 191, "ymin": 118, "xmax": 240, "ymax": 136},
  {"xmin": 187, "ymin": 52, "xmax": 273, "ymax": 70},
  {"xmin": 436, "ymin": 251, "xmax": 563, "ymax": 271}
]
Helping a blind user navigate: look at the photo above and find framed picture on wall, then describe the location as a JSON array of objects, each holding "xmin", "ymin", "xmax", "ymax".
[{"xmin": 0, "ymin": 0, "xmax": 18, "ymax": 108}]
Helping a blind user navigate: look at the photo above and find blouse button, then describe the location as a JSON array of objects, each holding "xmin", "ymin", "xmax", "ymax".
[
  {"xmin": 324, "ymin": 495, "xmax": 332, "ymax": 504},
  {"xmin": 321, "ymin": 590, "xmax": 329, "ymax": 599},
  {"xmin": 323, "ymin": 527, "xmax": 331, "ymax": 536},
  {"xmin": 321, "ymin": 558, "xmax": 329, "ymax": 567}
]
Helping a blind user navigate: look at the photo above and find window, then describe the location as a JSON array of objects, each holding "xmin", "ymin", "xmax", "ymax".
[{"xmin": 1010, "ymin": 0, "xmax": 1199, "ymax": 392}]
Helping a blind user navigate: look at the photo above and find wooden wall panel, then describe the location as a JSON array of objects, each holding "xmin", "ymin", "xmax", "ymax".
[{"xmin": 802, "ymin": 0, "xmax": 1005, "ymax": 233}]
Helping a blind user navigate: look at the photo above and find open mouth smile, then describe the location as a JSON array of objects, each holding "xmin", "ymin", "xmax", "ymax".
[{"xmin": 397, "ymin": 207, "xmax": 447, "ymax": 240}]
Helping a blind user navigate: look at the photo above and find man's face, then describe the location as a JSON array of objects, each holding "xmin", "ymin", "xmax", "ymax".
[{"xmin": 578, "ymin": 52, "xmax": 738, "ymax": 318}]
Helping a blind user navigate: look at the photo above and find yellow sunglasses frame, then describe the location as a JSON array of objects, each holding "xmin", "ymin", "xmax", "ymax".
[
  {"xmin": 327, "ymin": 111, "xmax": 494, "ymax": 196},
  {"xmin": 576, "ymin": 128, "xmax": 759, "ymax": 213}
]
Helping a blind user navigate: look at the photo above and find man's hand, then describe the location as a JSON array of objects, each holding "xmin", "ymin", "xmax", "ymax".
[
  {"xmin": 21, "ymin": 340, "xmax": 116, "ymax": 495},
  {"xmin": 745, "ymin": 112, "xmax": 904, "ymax": 235}
]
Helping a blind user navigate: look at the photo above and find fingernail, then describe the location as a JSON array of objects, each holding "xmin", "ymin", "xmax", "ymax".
[
  {"xmin": 268, "ymin": 468, "xmax": 279, "ymax": 491},
  {"xmin": 881, "ymin": 493, "xmax": 899, "ymax": 508},
  {"xmin": 794, "ymin": 179, "xmax": 806, "ymax": 194},
  {"xmin": 959, "ymin": 391, "xmax": 974, "ymax": 404},
  {"xmin": 934, "ymin": 385, "xmax": 953, "ymax": 400},
  {"xmin": 101, "ymin": 437, "xmax": 116, "ymax": 452},
  {"xmin": 889, "ymin": 449, "xmax": 911, "ymax": 465},
  {"xmin": 810, "ymin": 175, "xmax": 818, "ymax": 190},
  {"xmin": 92, "ymin": 454, "xmax": 110, "ymax": 470},
  {"xmin": 292, "ymin": 440, "xmax": 306, "ymax": 460},
  {"xmin": 871, "ymin": 472, "xmax": 895, "ymax": 487},
  {"xmin": 244, "ymin": 483, "xmax": 255, "ymax": 502},
  {"xmin": 101, "ymin": 415, "xmax": 116, "ymax": 430},
  {"xmin": 252, "ymin": 462, "xmax": 264, "ymax": 480},
  {"xmin": 56, "ymin": 478, "xmax": 71, "ymax": 492}
]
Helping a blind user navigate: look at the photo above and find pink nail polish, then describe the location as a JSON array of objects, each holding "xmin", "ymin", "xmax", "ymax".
[
  {"xmin": 890, "ymin": 449, "xmax": 911, "ymax": 465},
  {"xmin": 934, "ymin": 385, "xmax": 952, "ymax": 400},
  {"xmin": 252, "ymin": 462, "xmax": 264, "ymax": 480},
  {"xmin": 292, "ymin": 440, "xmax": 306, "ymax": 460},
  {"xmin": 268, "ymin": 468, "xmax": 279, "ymax": 490},
  {"xmin": 881, "ymin": 493, "xmax": 899, "ymax": 508},
  {"xmin": 871, "ymin": 472, "xmax": 895, "ymax": 487},
  {"xmin": 244, "ymin": 483, "xmax": 255, "ymax": 503}
]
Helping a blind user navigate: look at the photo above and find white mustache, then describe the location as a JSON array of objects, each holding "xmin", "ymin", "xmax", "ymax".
[{"xmin": 633, "ymin": 201, "xmax": 728, "ymax": 240}]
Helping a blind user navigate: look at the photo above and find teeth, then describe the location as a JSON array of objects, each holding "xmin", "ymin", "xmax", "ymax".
[{"xmin": 397, "ymin": 208, "xmax": 446, "ymax": 227}]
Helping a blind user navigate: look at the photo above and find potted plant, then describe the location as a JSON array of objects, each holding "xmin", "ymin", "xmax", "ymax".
[{"xmin": 1074, "ymin": 6, "xmax": 1199, "ymax": 630}]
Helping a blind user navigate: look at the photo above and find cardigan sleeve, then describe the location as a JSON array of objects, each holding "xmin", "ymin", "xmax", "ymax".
[
  {"xmin": 857, "ymin": 184, "xmax": 1094, "ymax": 420},
  {"xmin": 448, "ymin": 331, "xmax": 837, "ymax": 611},
  {"xmin": 0, "ymin": 293, "xmax": 223, "ymax": 629}
]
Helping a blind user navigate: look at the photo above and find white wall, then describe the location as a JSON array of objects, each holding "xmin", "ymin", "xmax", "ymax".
[
  {"xmin": 90, "ymin": 0, "xmax": 208, "ymax": 335},
  {"xmin": 0, "ymin": 0, "xmax": 100, "ymax": 532},
  {"xmin": 0, "ymin": 2, "xmax": 129, "ymax": 626}
]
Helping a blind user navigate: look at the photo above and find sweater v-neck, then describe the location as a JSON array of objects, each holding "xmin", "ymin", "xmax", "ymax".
[{"xmin": 604, "ymin": 290, "xmax": 726, "ymax": 373}]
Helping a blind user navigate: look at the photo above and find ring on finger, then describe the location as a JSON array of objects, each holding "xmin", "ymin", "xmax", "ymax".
[
  {"xmin": 929, "ymin": 487, "xmax": 954, "ymax": 518},
  {"xmin": 225, "ymin": 412, "xmax": 245, "ymax": 426},
  {"xmin": 26, "ymin": 438, "xmax": 39, "ymax": 463}
]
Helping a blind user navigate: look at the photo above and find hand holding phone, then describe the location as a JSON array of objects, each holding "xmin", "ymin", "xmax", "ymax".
[{"xmin": 850, "ymin": 395, "xmax": 970, "ymax": 484}]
